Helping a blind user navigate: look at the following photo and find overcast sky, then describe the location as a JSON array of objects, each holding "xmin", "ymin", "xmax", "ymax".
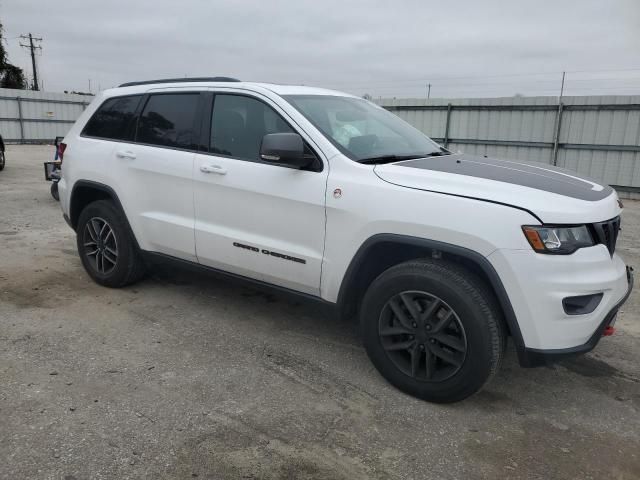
[{"xmin": 2, "ymin": 0, "xmax": 640, "ymax": 98}]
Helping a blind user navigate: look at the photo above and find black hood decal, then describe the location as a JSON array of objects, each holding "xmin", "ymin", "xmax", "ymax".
[{"xmin": 397, "ymin": 154, "xmax": 613, "ymax": 201}]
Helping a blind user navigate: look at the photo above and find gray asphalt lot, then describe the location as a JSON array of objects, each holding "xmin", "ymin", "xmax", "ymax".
[{"xmin": 1, "ymin": 145, "xmax": 639, "ymax": 479}]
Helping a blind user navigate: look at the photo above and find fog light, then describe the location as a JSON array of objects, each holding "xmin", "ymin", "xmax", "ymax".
[{"xmin": 562, "ymin": 293, "xmax": 603, "ymax": 315}]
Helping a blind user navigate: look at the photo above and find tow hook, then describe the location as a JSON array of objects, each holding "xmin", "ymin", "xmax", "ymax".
[{"xmin": 603, "ymin": 325, "xmax": 616, "ymax": 336}]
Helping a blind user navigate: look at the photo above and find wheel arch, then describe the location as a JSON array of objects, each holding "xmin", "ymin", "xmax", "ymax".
[
  {"xmin": 69, "ymin": 180, "xmax": 140, "ymax": 250},
  {"xmin": 336, "ymin": 234, "xmax": 526, "ymax": 360}
]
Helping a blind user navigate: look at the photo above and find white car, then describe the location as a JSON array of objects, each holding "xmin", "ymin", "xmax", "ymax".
[{"xmin": 56, "ymin": 77, "xmax": 633, "ymax": 403}]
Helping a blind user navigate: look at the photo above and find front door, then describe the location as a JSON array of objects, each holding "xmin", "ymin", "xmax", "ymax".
[{"xmin": 193, "ymin": 93, "xmax": 327, "ymax": 295}]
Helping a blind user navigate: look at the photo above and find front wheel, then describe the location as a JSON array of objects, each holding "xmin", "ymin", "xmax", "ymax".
[
  {"xmin": 0, "ymin": 151, "xmax": 5, "ymax": 171},
  {"xmin": 361, "ymin": 259, "xmax": 505, "ymax": 403}
]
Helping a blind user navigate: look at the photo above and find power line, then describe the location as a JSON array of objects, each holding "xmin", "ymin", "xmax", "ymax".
[
  {"xmin": 322, "ymin": 67, "xmax": 640, "ymax": 87},
  {"xmin": 19, "ymin": 33, "xmax": 42, "ymax": 91},
  {"xmin": 327, "ymin": 73, "xmax": 640, "ymax": 98},
  {"xmin": 322, "ymin": 75, "xmax": 640, "ymax": 92}
]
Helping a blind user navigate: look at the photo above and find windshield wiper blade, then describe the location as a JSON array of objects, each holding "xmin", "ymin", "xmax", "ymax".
[
  {"xmin": 424, "ymin": 150, "xmax": 451, "ymax": 157},
  {"xmin": 358, "ymin": 155, "xmax": 414, "ymax": 165},
  {"xmin": 358, "ymin": 151, "xmax": 451, "ymax": 165}
]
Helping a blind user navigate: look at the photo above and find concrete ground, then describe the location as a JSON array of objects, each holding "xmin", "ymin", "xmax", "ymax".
[{"xmin": 1, "ymin": 145, "xmax": 639, "ymax": 480}]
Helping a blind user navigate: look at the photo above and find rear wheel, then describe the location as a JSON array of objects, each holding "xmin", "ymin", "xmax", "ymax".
[
  {"xmin": 0, "ymin": 151, "xmax": 5, "ymax": 171},
  {"xmin": 76, "ymin": 200, "xmax": 146, "ymax": 287},
  {"xmin": 361, "ymin": 259, "xmax": 505, "ymax": 403},
  {"xmin": 50, "ymin": 182, "xmax": 59, "ymax": 201}
]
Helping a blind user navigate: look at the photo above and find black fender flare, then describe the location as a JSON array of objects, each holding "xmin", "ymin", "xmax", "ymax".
[
  {"xmin": 336, "ymin": 234, "xmax": 529, "ymax": 365},
  {"xmin": 69, "ymin": 180, "xmax": 141, "ymax": 250}
]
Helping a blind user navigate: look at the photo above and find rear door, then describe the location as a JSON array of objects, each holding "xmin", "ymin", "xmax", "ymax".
[
  {"xmin": 193, "ymin": 92, "xmax": 328, "ymax": 295},
  {"xmin": 114, "ymin": 92, "xmax": 201, "ymax": 260}
]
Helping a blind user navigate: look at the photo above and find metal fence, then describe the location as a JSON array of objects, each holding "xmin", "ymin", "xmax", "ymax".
[
  {"xmin": 1, "ymin": 87, "xmax": 638, "ymax": 199},
  {"xmin": 0, "ymin": 88, "xmax": 91, "ymax": 144},
  {"xmin": 378, "ymin": 95, "xmax": 640, "ymax": 199}
]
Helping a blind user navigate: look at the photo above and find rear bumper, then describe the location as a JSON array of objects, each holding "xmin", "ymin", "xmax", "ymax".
[{"xmin": 518, "ymin": 266, "xmax": 633, "ymax": 367}]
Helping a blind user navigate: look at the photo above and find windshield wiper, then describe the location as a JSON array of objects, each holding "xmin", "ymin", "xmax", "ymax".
[
  {"xmin": 426, "ymin": 150, "xmax": 452, "ymax": 157},
  {"xmin": 358, "ymin": 154, "xmax": 420, "ymax": 165},
  {"xmin": 358, "ymin": 150, "xmax": 451, "ymax": 165}
]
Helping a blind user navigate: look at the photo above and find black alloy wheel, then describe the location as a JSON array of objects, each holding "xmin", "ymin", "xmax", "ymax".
[
  {"xmin": 361, "ymin": 259, "xmax": 505, "ymax": 403},
  {"xmin": 379, "ymin": 290, "xmax": 467, "ymax": 382}
]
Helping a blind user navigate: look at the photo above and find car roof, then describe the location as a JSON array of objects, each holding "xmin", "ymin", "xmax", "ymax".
[{"xmin": 105, "ymin": 79, "xmax": 355, "ymax": 99}]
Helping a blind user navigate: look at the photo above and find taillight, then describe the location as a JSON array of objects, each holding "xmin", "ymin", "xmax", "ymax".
[{"xmin": 58, "ymin": 142, "xmax": 67, "ymax": 162}]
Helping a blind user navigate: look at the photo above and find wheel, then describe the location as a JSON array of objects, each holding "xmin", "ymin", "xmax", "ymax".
[
  {"xmin": 361, "ymin": 259, "xmax": 505, "ymax": 403},
  {"xmin": 50, "ymin": 182, "xmax": 59, "ymax": 201},
  {"xmin": 0, "ymin": 151, "xmax": 5, "ymax": 171},
  {"xmin": 76, "ymin": 199, "xmax": 146, "ymax": 287}
]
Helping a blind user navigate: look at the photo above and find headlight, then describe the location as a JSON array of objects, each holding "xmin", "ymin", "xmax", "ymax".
[{"xmin": 522, "ymin": 225, "xmax": 594, "ymax": 254}]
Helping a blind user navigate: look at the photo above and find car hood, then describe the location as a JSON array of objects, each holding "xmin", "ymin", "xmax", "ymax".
[{"xmin": 373, "ymin": 153, "xmax": 621, "ymax": 224}]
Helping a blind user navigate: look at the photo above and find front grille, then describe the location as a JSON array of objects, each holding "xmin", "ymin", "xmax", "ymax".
[{"xmin": 591, "ymin": 216, "xmax": 620, "ymax": 256}]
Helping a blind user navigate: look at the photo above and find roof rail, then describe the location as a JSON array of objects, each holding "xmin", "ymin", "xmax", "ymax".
[{"xmin": 118, "ymin": 77, "xmax": 241, "ymax": 88}]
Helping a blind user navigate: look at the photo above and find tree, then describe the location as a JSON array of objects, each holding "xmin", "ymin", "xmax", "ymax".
[
  {"xmin": 0, "ymin": 22, "xmax": 27, "ymax": 89},
  {"xmin": 1, "ymin": 64, "xmax": 26, "ymax": 89}
]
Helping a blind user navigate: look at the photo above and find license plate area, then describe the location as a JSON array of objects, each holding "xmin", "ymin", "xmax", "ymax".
[{"xmin": 43, "ymin": 161, "xmax": 61, "ymax": 181}]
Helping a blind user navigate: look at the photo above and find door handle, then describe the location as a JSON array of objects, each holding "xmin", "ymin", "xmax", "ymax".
[
  {"xmin": 115, "ymin": 150, "xmax": 136, "ymax": 160},
  {"xmin": 200, "ymin": 164, "xmax": 227, "ymax": 175}
]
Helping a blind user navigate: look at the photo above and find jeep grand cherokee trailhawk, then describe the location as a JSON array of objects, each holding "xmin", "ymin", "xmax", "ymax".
[{"xmin": 56, "ymin": 77, "xmax": 633, "ymax": 403}]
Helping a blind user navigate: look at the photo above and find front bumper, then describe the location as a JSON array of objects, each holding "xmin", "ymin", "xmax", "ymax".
[
  {"xmin": 488, "ymin": 245, "xmax": 633, "ymax": 367},
  {"xmin": 519, "ymin": 266, "xmax": 633, "ymax": 367}
]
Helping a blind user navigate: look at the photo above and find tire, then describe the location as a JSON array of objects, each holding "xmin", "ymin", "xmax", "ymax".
[
  {"xmin": 76, "ymin": 199, "xmax": 146, "ymax": 287},
  {"xmin": 0, "ymin": 152, "xmax": 5, "ymax": 171},
  {"xmin": 50, "ymin": 182, "xmax": 59, "ymax": 201},
  {"xmin": 361, "ymin": 259, "xmax": 505, "ymax": 403}
]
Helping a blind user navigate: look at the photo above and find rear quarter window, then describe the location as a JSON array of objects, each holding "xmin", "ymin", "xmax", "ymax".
[{"xmin": 81, "ymin": 95, "xmax": 142, "ymax": 141}]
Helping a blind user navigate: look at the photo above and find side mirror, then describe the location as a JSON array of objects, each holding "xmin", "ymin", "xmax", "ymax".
[{"xmin": 260, "ymin": 133, "xmax": 310, "ymax": 169}]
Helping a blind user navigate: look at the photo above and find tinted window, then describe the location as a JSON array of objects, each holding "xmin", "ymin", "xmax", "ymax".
[
  {"xmin": 210, "ymin": 94, "xmax": 294, "ymax": 160},
  {"xmin": 136, "ymin": 93, "xmax": 199, "ymax": 149},
  {"xmin": 82, "ymin": 95, "xmax": 141, "ymax": 140}
]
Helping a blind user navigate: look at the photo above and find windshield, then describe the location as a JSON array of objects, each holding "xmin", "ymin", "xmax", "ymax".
[{"xmin": 284, "ymin": 95, "xmax": 444, "ymax": 162}]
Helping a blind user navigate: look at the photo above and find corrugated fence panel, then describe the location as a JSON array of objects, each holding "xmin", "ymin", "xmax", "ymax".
[
  {"xmin": 1, "ymin": 89, "xmax": 638, "ymax": 195},
  {"xmin": 0, "ymin": 87, "xmax": 92, "ymax": 142},
  {"xmin": 377, "ymin": 95, "xmax": 640, "ymax": 195},
  {"xmin": 20, "ymin": 100, "xmax": 85, "ymax": 122},
  {"xmin": 0, "ymin": 97, "xmax": 20, "ymax": 117},
  {"xmin": 23, "ymin": 121, "xmax": 73, "ymax": 141},
  {"xmin": 0, "ymin": 120, "xmax": 21, "ymax": 139},
  {"xmin": 447, "ymin": 142, "xmax": 552, "ymax": 164}
]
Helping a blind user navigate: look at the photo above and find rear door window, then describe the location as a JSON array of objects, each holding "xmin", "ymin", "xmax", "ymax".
[
  {"xmin": 136, "ymin": 93, "xmax": 200, "ymax": 149},
  {"xmin": 82, "ymin": 95, "xmax": 142, "ymax": 141}
]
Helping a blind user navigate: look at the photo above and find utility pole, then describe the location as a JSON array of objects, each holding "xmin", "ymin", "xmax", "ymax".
[
  {"xmin": 427, "ymin": 83, "xmax": 431, "ymax": 99},
  {"xmin": 559, "ymin": 71, "xmax": 566, "ymax": 101},
  {"xmin": 19, "ymin": 33, "xmax": 43, "ymax": 91}
]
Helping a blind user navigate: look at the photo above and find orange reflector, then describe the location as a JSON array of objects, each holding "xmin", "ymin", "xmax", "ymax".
[{"xmin": 523, "ymin": 227, "xmax": 546, "ymax": 252}]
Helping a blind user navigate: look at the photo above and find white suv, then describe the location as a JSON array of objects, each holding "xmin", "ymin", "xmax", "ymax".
[{"xmin": 57, "ymin": 77, "xmax": 633, "ymax": 403}]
